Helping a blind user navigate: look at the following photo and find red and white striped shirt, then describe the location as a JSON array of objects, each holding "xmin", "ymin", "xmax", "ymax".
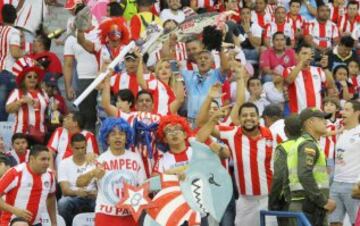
[
  {"xmin": 218, "ymin": 126, "xmax": 274, "ymax": 196},
  {"xmin": 304, "ymin": 20, "xmax": 339, "ymax": 49},
  {"xmin": 264, "ymin": 21, "xmax": 295, "ymax": 43},
  {"xmin": 251, "ymin": 11, "xmax": 272, "ymax": 29},
  {"xmin": 350, "ymin": 74, "xmax": 360, "ymax": 95},
  {"xmin": 14, "ymin": 0, "xmax": 48, "ymax": 34},
  {"xmin": 117, "ymin": 111, "xmax": 162, "ymax": 177},
  {"xmin": 338, "ymin": 14, "xmax": 360, "ymax": 33},
  {"xmin": 320, "ymin": 136, "xmax": 335, "ymax": 160},
  {"xmin": 147, "ymin": 79, "xmax": 176, "ymax": 116},
  {"xmin": 284, "ymin": 66, "xmax": 326, "ymax": 113},
  {"xmin": 8, "ymin": 149, "xmax": 30, "ymax": 165},
  {"xmin": 196, "ymin": 0, "xmax": 214, "ymax": 9},
  {"xmin": 6, "ymin": 89, "xmax": 48, "ymax": 134},
  {"xmin": 265, "ymin": 3, "xmax": 277, "ymax": 16},
  {"xmin": 0, "ymin": 163, "xmax": 56, "ymax": 226},
  {"xmin": 110, "ymin": 72, "xmax": 153, "ymax": 96},
  {"xmin": 47, "ymin": 127, "xmax": 99, "ymax": 169},
  {"xmin": 286, "ymin": 13, "xmax": 305, "ymax": 35},
  {"xmin": 329, "ymin": 3, "xmax": 346, "ymax": 23},
  {"xmin": 0, "ymin": 25, "xmax": 21, "ymax": 71},
  {"xmin": 269, "ymin": 119, "xmax": 287, "ymax": 144},
  {"xmin": 153, "ymin": 146, "xmax": 192, "ymax": 173},
  {"xmin": 154, "ymin": 42, "xmax": 187, "ymax": 62}
]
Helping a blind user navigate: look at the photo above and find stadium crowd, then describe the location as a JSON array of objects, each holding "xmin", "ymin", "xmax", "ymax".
[{"xmin": 0, "ymin": 0, "xmax": 360, "ymax": 225}]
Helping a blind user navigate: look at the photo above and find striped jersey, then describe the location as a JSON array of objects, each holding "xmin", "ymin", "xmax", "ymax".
[
  {"xmin": 0, "ymin": 163, "xmax": 56, "ymax": 226},
  {"xmin": 218, "ymin": 126, "xmax": 275, "ymax": 196},
  {"xmin": 0, "ymin": 25, "xmax": 21, "ymax": 71}
]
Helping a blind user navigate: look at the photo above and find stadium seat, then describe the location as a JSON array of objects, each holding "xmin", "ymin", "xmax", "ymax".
[
  {"xmin": 72, "ymin": 212, "xmax": 95, "ymax": 226},
  {"xmin": 41, "ymin": 214, "xmax": 66, "ymax": 226}
]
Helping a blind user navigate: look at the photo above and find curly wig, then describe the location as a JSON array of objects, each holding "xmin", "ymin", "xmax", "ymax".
[
  {"xmin": 99, "ymin": 117, "xmax": 134, "ymax": 150},
  {"xmin": 98, "ymin": 17, "xmax": 130, "ymax": 45},
  {"xmin": 157, "ymin": 115, "xmax": 193, "ymax": 142}
]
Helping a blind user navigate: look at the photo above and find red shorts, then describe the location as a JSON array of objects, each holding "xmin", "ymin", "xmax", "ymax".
[{"xmin": 95, "ymin": 213, "xmax": 137, "ymax": 226}]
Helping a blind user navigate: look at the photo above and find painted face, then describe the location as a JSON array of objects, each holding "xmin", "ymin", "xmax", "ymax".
[{"xmin": 108, "ymin": 24, "xmax": 122, "ymax": 41}]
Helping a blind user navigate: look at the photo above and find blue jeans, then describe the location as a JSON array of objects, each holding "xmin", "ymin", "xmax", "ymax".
[
  {"xmin": 0, "ymin": 70, "xmax": 16, "ymax": 121},
  {"xmin": 58, "ymin": 196, "xmax": 95, "ymax": 226},
  {"xmin": 242, "ymin": 48, "xmax": 259, "ymax": 65}
]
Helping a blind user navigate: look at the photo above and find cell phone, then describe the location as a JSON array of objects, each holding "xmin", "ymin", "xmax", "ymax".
[{"xmin": 170, "ymin": 60, "xmax": 180, "ymax": 74}]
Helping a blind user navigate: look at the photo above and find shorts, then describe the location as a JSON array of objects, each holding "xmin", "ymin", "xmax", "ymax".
[
  {"xmin": 95, "ymin": 213, "xmax": 137, "ymax": 226},
  {"xmin": 329, "ymin": 181, "xmax": 360, "ymax": 224}
]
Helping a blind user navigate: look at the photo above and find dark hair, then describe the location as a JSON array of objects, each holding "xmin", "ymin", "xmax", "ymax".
[
  {"xmin": 117, "ymin": 89, "xmax": 135, "ymax": 107},
  {"xmin": 289, "ymin": 0, "xmax": 302, "ymax": 6},
  {"xmin": 211, "ymin": 99, "xmax": 220, "ymax": 108},
  {"xmin": 108, "ymin": 2, "xmax": 124, "ymax": 17},
  {"xmin": 246, "ymin": 77, "xmax": 261, "ymax": 89},
  {"xmin": 333, "ymin": 65, "xmax": 349, "ymax": 79},
  {"xmin": 347, "ymin": 100, "xmax": 360, "ymax": 112},
  {"xmin": 0, "ymin": 153, "xmax": 11, "ymax": 167},
  {"xmin": 2, "ymin": 4, "xmax": 17, "ymax": 24},
  {"xmin": 239, "ymin": 102, "xmax": 260, "ymax": 116},
  {"xmin": 136, "ymin": 90, "xmax": 154, "ymax": 101},
  {"xmin": 36, "ymin": 34, "xmax": 52, "ymax": 51},
  {"xmin": 11, "ymin": 133, "xmax": 28, "ymax": 144},
  {"xmin": 10, "ymin": 217, "xmax": 30, "ymax": 226},
  {"xmin": 29, "ymin": 145, "xmax": 48, "ymax": 157},
  {"xmin": 71, "ymin": 112, "xmax": 85, "ymax": 130},
  {"xmin": 75, "ymin": 3, "xmax": 86, "ymax": 15},
  {"xmin": 295, "ymin": 43, "xmax": 312, "ymax": 53},
  {"xmin": 262, "ymin": 104, "xmax": 283, "ymax": 119},
  {"xmin": 339, "ymin": 36, "xmax": 355, "ymax": 48},
  {"xmin": 71, "ymin": 133, "xmax": 86, "ymax": 144},
  {"xmin": 284, "ymin": 115, "xmax": 302, "ymax": 139},
  {"xmin": 272, "ymin": 31, "xmax": 285, "ymax": 41},
  {"xmin": 185, "ymin": 36, "xmax": 202, "ymax": 45},
  {"xmin": 347, "ymin": 0, "xmax": 359, "ymax": 8}
]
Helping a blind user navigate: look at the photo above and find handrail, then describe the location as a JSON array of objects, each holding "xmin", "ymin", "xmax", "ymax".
[{"xmin": 260, "ymin": 210, "xmax": 312, "ymax": 226}]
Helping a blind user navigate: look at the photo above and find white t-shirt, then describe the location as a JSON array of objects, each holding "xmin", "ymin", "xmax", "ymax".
[
  {"xmin": 160, "ymin": 9, "xmax": 185, "ymax": 23},
  {"xmin": 269, "ymin": 119, "xmax": 287, "ymax": 143},
  {"xmin": 58, "ymin": 156, "xmax": 96, "ymax": 192},
  {"xmin": 64, "ymin": 27, "xmax": 100, "ymax": 79},
  {"xmin": 334, "ymin": 125, "xmax": 360, "ymax": 183},
  {"xmin": 263, "ymin": 82, "xmax": 285, "ymax": 105},
  {"xmin": 91, "ymin": 149, "xmax": 146, "ymax": 216},
  {"xmin": 154, "ymin": 147, "xmax": 193, "ymax": 173}
]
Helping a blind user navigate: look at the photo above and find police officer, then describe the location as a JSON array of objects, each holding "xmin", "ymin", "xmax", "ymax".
[
  {"xmin": 269, "ymin": 115, "xmax": 302, "ymax": 226},
  {"xmin": 287, "ymin": 108, "xmax": 336, "ymax": 226}
]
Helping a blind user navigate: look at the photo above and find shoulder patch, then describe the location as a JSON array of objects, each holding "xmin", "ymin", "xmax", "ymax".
[{"xmin": 304, "ymin": 148, "xmax": 316, "ymax": 156}]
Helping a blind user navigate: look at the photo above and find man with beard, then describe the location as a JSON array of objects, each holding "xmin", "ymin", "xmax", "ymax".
[
  {"xmin": 287, "ymin": 108, "xmax": 336, "ymax": 226},
  {"xmin": 202, "ymin": 102, "xmax": 276, "ymax": 226}
]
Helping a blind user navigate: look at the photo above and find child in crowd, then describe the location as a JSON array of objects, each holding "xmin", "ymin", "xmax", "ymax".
[{"xmin": 348, "ymin": 60, "xmax": 360, "ymax": 97}]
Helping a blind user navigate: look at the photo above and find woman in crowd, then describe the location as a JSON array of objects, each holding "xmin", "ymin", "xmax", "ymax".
[{"xmin": 5, "ymin": 57, "xmax": 48, "ymax": 144}]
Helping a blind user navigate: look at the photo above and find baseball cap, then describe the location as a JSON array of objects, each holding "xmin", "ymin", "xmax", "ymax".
[
  {"xmin": 125, "ymin": 52, "xmax": 137, "ymax": 60},
  {"xmin": 299, "ymin": 108, "xmax": 332, "ymax": 126}
]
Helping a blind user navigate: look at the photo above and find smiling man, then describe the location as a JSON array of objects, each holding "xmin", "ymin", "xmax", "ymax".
[{"xmin": 203, "ymin": 102, "xmax": 276, "ymax": 226}]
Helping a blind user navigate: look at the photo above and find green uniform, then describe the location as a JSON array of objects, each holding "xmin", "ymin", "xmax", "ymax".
[
  {"xmin": 287, "ymin": 133, "xmax": 330, "ymax": 226},
  {"xmin": 269, "ymin": 139, "xmax": 295, "ymax": 226}
]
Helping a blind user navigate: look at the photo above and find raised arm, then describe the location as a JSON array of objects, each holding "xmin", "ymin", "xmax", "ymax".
[
  {"xmin": 77, "ymin": 31, "xmax": 96, "ymax": 53},
  {"xmin": 101, "ymin": 73, "xmax": 118, "ymax": 117},
  {"xmin": 169, "ymin": 76, "xmax": 185, "ymax": 114},
  {"xmin": 135, "ymin": 51, "xmax": 148, "ymax": 90},
  {"xmin": 195, "ymin": 83, "xmax": 223, "ymax": 127},
  {"xmin": 230, "ymin": 64, "xmax": 246, "ymax": 126}
]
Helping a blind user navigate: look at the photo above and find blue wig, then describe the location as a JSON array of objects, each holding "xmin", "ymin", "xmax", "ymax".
[{"xmin": 99, "ymin": 117, "xmax": 134, "ymax": 150}]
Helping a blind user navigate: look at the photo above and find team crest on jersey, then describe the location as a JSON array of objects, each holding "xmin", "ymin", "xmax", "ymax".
[
  {"xmin": 44, "ymin": 181, "xmax": 50, "ymax": 188},
  {"xmin": 101, "ymin": 170, "xmax": 137, "ymax": 205}
]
